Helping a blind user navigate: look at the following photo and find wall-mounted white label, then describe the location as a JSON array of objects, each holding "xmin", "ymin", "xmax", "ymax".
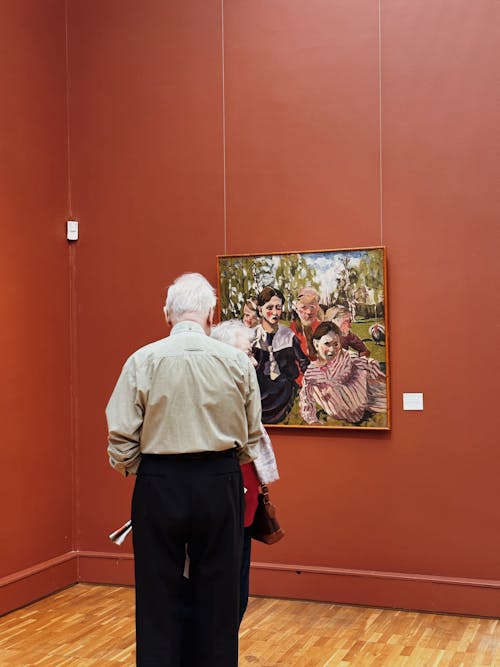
[
  {"xmin": 403, "ymin": 393, "xmax": 424, "ymax": 411},
  {"xmin": 67, "ymin": 220, "xmax": 78, "ymax": 241}
]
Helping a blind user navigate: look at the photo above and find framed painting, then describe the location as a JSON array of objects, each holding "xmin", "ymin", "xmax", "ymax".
[{"xmin": 217, "ymin": 246, "xmax": 390, "ymax": 430}]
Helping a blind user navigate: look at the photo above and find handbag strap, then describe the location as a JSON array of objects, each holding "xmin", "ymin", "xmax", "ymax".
[{"xmin": 261, "ymin": 484, "xmax": 271, "ymax": 504}]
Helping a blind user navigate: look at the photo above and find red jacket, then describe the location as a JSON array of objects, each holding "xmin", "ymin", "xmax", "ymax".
[{"xmin": 241, "ymin": 462, "xmax": 260, "ymax": 527}]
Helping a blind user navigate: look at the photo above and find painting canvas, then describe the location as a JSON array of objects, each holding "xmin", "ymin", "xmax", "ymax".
[{"xmin": 217, "ymin": 247, "xmax": 390, "ymax": 430}]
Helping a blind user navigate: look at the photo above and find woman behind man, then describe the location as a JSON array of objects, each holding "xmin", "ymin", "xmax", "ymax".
[{"xmin": 211, "ymin": 320, "xmax": 280, "ymax": 622}]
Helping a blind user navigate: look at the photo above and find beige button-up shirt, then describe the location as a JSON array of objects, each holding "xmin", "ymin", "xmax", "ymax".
[{"xmin": 106, "ymin": 321, "xmax": 262, "ymax": 476}]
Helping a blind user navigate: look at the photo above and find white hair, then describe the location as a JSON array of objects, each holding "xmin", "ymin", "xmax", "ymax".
[
  {"xmin": 211, "ymin": 319, "xmax": 254, "ymax": 347},
  {"xmin": 165, "ymin": 273, "xmax": 217, "ymax": 319}
]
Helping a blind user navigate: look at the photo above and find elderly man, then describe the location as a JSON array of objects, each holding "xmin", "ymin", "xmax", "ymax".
[{"xmin": 106, "ymin": 273, "xmax": 262, "ymax": 667}]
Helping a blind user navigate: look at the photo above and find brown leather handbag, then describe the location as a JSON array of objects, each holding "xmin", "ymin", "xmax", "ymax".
[{"xmin": 251, "ymin": 485, "xmax": 285, "ymax": 545}]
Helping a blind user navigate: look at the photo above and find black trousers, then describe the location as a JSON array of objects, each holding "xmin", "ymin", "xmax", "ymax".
[
  {"xmin": 239, "ymin": 527, "xmax": 252, "ymax": 624},
  {"xmin": 132, "ymin": 451, "xmax": 244, "ymax": 667}
]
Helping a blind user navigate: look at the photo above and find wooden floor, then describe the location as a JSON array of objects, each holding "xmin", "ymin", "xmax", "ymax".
[{"xmin": 0, "ymin": 584, "xmax": 498, "ymax": 666}]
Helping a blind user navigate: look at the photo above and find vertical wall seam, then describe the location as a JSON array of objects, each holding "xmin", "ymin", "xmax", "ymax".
[
  {"xmin": 221, "ymin": 0, "xmax": 228, "ymax": 254},
  {"xmin": 65, "ymin": 0, "xmax": 72, "ymax": 218},
  {"xmin": 65, "ymin": 0, "xmax": 80, "ymax": 555},
  {"xmin": 378, "ymin": 0, "xmax": 384, "ymax": 245}
]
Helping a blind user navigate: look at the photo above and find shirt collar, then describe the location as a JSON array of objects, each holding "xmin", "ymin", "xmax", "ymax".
[{"xmin": 170, "ymin": 320, "xmax": 206, "ymax": 336}]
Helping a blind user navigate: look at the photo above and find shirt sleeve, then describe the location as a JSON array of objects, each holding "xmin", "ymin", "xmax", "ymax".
[
  {"xmin": 252, "ymin": 426, "xmax": 280, "ymax": 485},
  {"xmin": 238, "ymin": 361, "xmax": 263, "ymax": 464},
  {"xmin": 105, "ymin": 358, "xmax": 144, "ymax": 476}
]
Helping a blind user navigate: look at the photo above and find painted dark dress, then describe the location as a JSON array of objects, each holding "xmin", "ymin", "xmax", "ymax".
[{"xmin": 253, "ymin": 324, "xmax": 310, "ymax": 424}]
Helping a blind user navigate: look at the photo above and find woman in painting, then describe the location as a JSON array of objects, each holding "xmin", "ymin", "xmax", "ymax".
[
  {"xmin": 253, "ymin": 286, "xmax": 310, "ymax": 424},
  {"xmin": 325, "ymin": 305, "xmax": 370, "ymax": 357},
  {"xmin": 299, "ymin": 322, "xmax": 386, "ymax": 425},
  {"xmin": 290, "ymin": 286, "xmax": 323, "ymax": 360}
]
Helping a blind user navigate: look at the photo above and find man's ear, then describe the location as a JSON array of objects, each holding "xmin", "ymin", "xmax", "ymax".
[
  {"xmin": 203, "ymin": 308, "xmax": 214, "ymax": 335},
  {"xmin": 164, "ymin": 306, "xmax": 171, "ymax": 326}
]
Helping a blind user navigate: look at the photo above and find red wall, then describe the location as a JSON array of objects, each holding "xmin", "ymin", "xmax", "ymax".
[
  {"xmin": 70, "ymin": 0, "xmax": 499, "ymax": 616},
  {"xmin": 1, "ymin": 0, "xmax": 499, "ymax": 617},
  {"xmin": 0, "ymin": 0, "xmax": 75, "ymax": 614},
  {"xmin": 67, "ymin": 0, "xmax": 226, "ymax": 554}
]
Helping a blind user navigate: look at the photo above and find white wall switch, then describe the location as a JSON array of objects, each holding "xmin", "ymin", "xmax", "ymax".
[
  {"xmin": 403, "ymin": 393, "xmax": 424, "ymax": 411},
  {"xmin": 67, "ymin": 220, "xmax": 78, "ymax": 241}
]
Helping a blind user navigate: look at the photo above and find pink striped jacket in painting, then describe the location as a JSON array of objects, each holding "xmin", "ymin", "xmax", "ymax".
[{"xmin": 299, "ymin": 350, "xmax": 386, "ymax": 424}]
